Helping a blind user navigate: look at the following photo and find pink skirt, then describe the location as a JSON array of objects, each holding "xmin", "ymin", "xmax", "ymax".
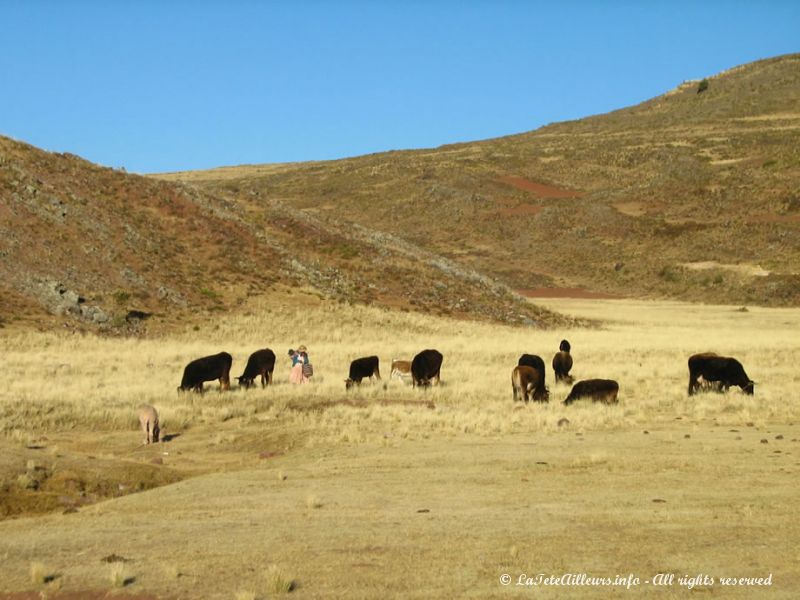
[{"xmin": 289, "ymin": 363, "xmax": 308, "ymax": 384}]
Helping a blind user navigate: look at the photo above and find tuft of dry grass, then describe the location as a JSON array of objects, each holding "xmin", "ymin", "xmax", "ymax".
[
  {"xmin": 29, "ymin": 561, "xmax": 47, "ymax": 586},
  {"xmin": 108, "ymin": 562, "xmax": 133, "ymax": 588},
  {"xmin": 305, "ymin": 494, "xmax": 323, "ymax": 509},
  {"xmin": 265, "ymin": 564, "xmax": 296, "ymax": 594}
]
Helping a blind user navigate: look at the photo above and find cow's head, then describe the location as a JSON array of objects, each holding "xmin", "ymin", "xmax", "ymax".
[
  {"xmin": 559, "ymin": 339, "xmax": 571, "ymax": 353},
  {"xmin": 236, "ymin": 376, "xmax": 254, "ymax": 389},
  {"xmin": 743, "ymin": 380, "xmax": 755, "ymax": 395},
  {"xmin": 345, "ymin": 378, "xmax": 355, "ymax": 390}
]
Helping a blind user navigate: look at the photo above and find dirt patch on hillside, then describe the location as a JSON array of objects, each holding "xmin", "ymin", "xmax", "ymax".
[
  {"xmin": 497, "ymin": 176, "xmax": 582, "ymax": 198},
  {"xmin": 682, "ymin": 261, "xmax": 771, "ymax": 277},
  {"xmin": 517, "ymin": 287, "xmax": 623, "ymax": 300}
]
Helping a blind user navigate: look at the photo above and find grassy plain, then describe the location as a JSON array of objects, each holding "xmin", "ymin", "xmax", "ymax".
[{"xmin": 0, "ymin": 297, "xmax": 798, "ymax": 599}]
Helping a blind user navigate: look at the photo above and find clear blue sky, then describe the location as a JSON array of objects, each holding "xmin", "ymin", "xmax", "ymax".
[{"xmin": 1, "ymin": 1, "xmax": 797, "ymax": 173}]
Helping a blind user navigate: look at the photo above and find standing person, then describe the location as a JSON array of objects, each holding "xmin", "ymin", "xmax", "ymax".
[
  {"xmin": 289, "ymin": 346, "xmax": 310, "ymax": 384},
  {"xmin": 298, "ymin": 345, "xmax": 313, "ymax": 381}
]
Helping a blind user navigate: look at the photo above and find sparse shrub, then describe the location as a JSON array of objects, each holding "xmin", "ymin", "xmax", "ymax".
[
  {"xmin": 305, "ymin": 494, "xmax": 322, "ymax": 509},
  {"xmin": 265, "ymin": 564, "xmax": 296, "ymax": 594},
  {"xmin": 697, "ymin": 78, "xmax": 709, "ymax": 94},
  {"xmin": 658, "ymin": 265, "xmax": 680, "ymax": 282},
  {"xmin": 29, "ymin": 561, "xmax": 48, "ymax": 585},
  {"xmin": 199, "ymin": 287, "xmax": 220, "ymax": 300},
  {"xmin": 112, "ymin": 290, "xmax": 131, "ymax": 305},
  {"xmin": 163, "ymin": 563, "xmax": 181, "ymax": 580},
  {"xmin": 109, "ymin": 562, "xmax": 133, "ymax": 587}
]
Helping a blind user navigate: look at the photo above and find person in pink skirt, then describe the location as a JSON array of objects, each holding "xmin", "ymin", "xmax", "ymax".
[{"xmin": 289, "ymin": 345, "xmax": 311, "ymax": 384}]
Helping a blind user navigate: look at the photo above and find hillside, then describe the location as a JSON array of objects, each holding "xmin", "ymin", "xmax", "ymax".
[
  {"xmin": 0, "ymin": 137, "xmax": 564, "ymax": 331},
  {"xmin": 159, "ymin": 54, "xmax": 800, "ymax": 306}
]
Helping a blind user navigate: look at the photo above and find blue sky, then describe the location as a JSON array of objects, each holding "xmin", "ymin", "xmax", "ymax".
[{"xmin": 1, "ymin": 1, "xmax": 797, "ymax": 173}]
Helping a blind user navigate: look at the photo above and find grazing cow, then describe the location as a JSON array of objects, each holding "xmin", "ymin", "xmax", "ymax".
[
  {"xmin": 236, "ymin": 348, "xmax": 276, "ymax": 388},
  {"xmin": 178, "ymin": 352, "xmax": 232, "ymax": 392},
  {"xmin": 512, "ymin": 365, "xmax": 548, "ymax": 402},
  {"xmin": 552, "ymin": 339, "xmax": 574, "ymax": 384},
  {"xmin": 411, "ymin": 349, "xmax": 443, "ymax": 387},
  {"xmin": 138, "ymin": 404, "xmax": 160, "ymax": 444},
  {"xmin": 390, "ymin": 359, "xmax": 412, "ymax": 383},
  {"xmin": 687, "ymin": 353, "xmax": 754, "ymax": 396},
  {"xmin": 563, "ymin": 379, "xmax": 619, "ymax": 405},
  {"xmin": 345, "ymin": 355, "xmax": 381, "ymax": 389},
  {"xmin": 518, "ymin": 354, "xmax": 548, "ymax": 399}
]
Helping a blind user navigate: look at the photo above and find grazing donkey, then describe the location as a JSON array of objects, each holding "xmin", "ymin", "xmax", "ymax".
[{"xmin": 138, "ymin": 404, "xmax": 160, "ymax": 444}]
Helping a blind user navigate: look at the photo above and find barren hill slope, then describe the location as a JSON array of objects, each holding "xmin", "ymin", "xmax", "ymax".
[
  {"xmin": 0, "ymin": 136, "xmax": 564, "ymax": 330},
  {"xmin": 161, "ymin": 53, "xmax": 800, "ymax": 306}
]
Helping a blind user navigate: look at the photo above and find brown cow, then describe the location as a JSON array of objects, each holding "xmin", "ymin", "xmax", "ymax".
[
  {"xmin": 512, "ymin": 365, "xmax": 548, "ymax": 403},
  {"xmin": 563, "ymin": 379, "xmax": 619, "ymax": 405}
]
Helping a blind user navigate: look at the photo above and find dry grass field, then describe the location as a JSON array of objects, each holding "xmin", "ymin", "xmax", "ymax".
[{"xmin": 0, "ymin": 296, "xmax": 798, "ymax": 599}]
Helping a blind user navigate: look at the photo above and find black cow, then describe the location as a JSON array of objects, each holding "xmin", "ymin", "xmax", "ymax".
[
  {"xmin": 552, "ymin": 339, "xmax": 574, "ymax": 384},
  {"xmin": 518, "ymin": 354, "xmax": 547, "ymax": 398},
  {"xmin": 411, "ymin": 349, "xmax": 443, "ymax": 387},
  {"xmin": 345, "ymin": 355, "xmax": 381, "ymax": 390},
  {"xmin": 564, "ymin": 379, "xmax": 619, "ymax": 405},
  {"xmin": 687, "ymin": 353, "xmax": 754, "ymax": 396},
  {"xmin": 178, "ymin": 352, "xmax": 232, "ymax": 392},
  {"xmin": 512, "ymin": 365, "xmax": 548, "ymax": 402},
  {"xmin": 236, "ymin": 348, "xmax": 276, "ymax": 389}
]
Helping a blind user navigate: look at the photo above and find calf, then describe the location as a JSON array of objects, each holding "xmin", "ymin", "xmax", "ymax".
[
  {"xmin": 236, "ymin": 348, "xmax": 276, "ymax": 388},
  {"xmin": 563, "ymin": 379, "xmax": 619, "ymax": 405},
  {"xmin": 390, "ymin": 359, "xmax": 412, "ymax": 383},
  {"xmin": 687, "ymin": 353, "xmax": 754, "ymax": 395},
  {"xmin": 411, "ymin": 349, "xmax": 443, "ymax": 387},
  {"xmin": 345, "ymin": 355, "xmax": 381, "ymax": 390},
  {"xmin": 517, "ymin": 354, "xmax": 548, "ymax": 400},
  {"xmin": 138, "ymin": 404, "xmax": 160, "ymax": 444},
  {"xmin": 178, "ymin": 351, "xmax": 232, "ymax": 392},
  {"xmin": 512, "ymin": 365, "xmax": 548, "ymax": 402}
]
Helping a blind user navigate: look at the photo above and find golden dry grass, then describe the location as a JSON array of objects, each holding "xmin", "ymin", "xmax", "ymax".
[{"xmin": 0, "ymin": 299, "xmax": 798, "ymax": 598}]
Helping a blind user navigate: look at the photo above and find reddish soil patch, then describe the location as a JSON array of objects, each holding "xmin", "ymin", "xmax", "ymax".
[
  {"xmin": 498, "ymin": 204, "xmax": 543, "ymax": 217},
  {"xmin": 517, "ymin": 287, "xmax": 623, "ymax": 300},
  {"xmin": 498, "ymin": 176, "xmax": 582, "ymax": 199}
]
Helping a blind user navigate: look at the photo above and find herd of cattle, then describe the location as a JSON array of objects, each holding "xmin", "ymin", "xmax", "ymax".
[{"xmin": 136, "ymin": 341, "xmax": 755, "ymax": 444}]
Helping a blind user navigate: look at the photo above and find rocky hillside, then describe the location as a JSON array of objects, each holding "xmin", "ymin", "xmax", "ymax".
[
  {"xmin": 161, "ymin": 54, "xmax": 800, "ymax": 306},
  {"xmin": 0, "ymin": 137, "xmax": 567, "ymax": 331}
]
